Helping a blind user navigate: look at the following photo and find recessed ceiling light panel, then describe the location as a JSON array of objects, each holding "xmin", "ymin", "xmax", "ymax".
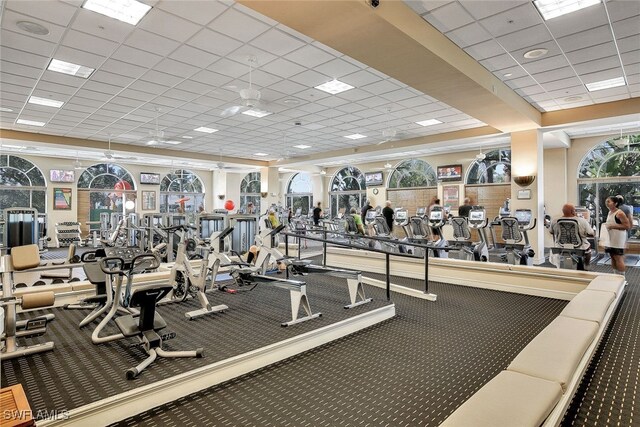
[
  {"xmin": 523, "ymin": 48, "xmax": 549, "ymax": 59},
  {"xmin": 0, "ymin": 107, "xmax": 14, "ymax": 112},
  {"xmin": 416, "ymin": 119, "xmax": 443, "ymax": 127},
  {"xmin": 194, "ymin": 126, "xmax": 218, "ymax": 133},
  {"xmin": 47, "ymin": 59, "xmax": 94, "ymax": 78},
  {"xmin": 16, "ymin": 119, "xmax": 45, "ymax": 127},
  {"xmin": 82, "ymin": 0, "xmax": 152, "ymax": 25},
  {"xmin": 254, "ymin": 152, "xmax": 268, "ymax": 156},
  {"xmin": 315, "ymin": 79, "xmax": 355, "ymax": 95},
  {"xmin": 163, "ymin": 140, "xmax": 182, "ymax": 145},
  {"xmin": 28, "ymin": 96, "xmax": 64, "ymax": 108},
  {"xmin": 534, "ymin": 0, "xmax": 601, "ymax": 20},
  {"xmin": 181, "ymin": 136, "xmax": 193, "ymax": 139},
  {"xmin": 344, "ymin": 134, "xmax": 367, "ymax": 140},
  {"xmin": 585, "ymin": 76, "xmax": 626, "ymax": 92},
  {"xmin": 242, "ymin": 109, "xmax": 271, "ymax": 118},
  {"xmin": 293, "ymin": 144, "xmax": 311, "ymax": 149}
]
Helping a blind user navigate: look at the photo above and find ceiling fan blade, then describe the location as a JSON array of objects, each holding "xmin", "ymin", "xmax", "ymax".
[{"xmin": 220, "ymin": 105, "xmax": 243, "ymax": 118}]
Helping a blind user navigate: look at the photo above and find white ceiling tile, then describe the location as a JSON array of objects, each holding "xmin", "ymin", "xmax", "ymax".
[
  {"xmin": 111, "ymin": 45, "xmax": 162, "ymax": 68},
  {"xmin": 154, "ymin": 58, "xmax": 199, "ymax": 79},
  {"xmin": 521, "ymin": 55, "xmax": 570, "ymax": 75},
  {"xmin": 531, "ymin": 66, "xmax": 576, "ymax": 84},
  {"xmin": 496, "ymin": 24, "xmax": 553, "ymax": 52},
  {"xmin": 74, "ymin": 89, "xmax": 112, "ymax": 102},
  {"xmin": 71, "ymin": 8, "xmax": 134, "ymax": 43},
  {"xmin": 0, "ymin": 60, "xmax": 42, "ymax": 79},
  {"xmin": 268, "ymin": 80, "xmax": 307, "ymax": 96},
  {"xmin": 480, "ymin": 3, "xmax": 542, "ymax": 38},
  {"xmin": 618, "ymin": 35, "xmax": 640, "ymax": 55},
  {"xmin": 581, "ymin": 68, "xmax": 627, "ymax": 84},
  {"xmin": 169, "ymin": 45, "xmax": 219, "ymax": 69},
  {"xmin": 0, "ymin": 46, "xmax": 49, "ymax": 68},
  {"xmin": 141, "ymin": 70, "xmax": 182, "ymax": 87},
  {"xmin": 543, "ymin": 77, "xmax": 585, "ymax": 92},
  {"xmin": 286, "ymin": 44, "xmax": 334, "ymax": 68},
  {"xmin": 574, "ymin": 56, "xmax": 625, "ymax": 75},
  {"xmin": 137, "ymin": 8, "xmax": 201, "ymax": 43},
  {"xmin": 188, "ymin": 28, "xmax": 243, "ymax": 57},
  {"xmin": 424, "ymin": 2, "xmax": 474, "ymax": 32},
  {"xmin": 0, "ymin": 29, "xmax": 56, "ymax": 57},
  {"xmin": 479, "ymin": 54, "xmax": 519, "ymax": 72},
  {"xmin": 208, "ymin": 7, "xmax": 271, "ymax": 43},
  {"xmin": 445, "ymin": 22, "xmax": 492, "ymax": 48},
  {"xmin": 118, "ymin": 88, "xmax": 156, "ymax": 102},
  {"xmin": 565, "ymin": 42, "xmax": 618, "ymax": 64},
  {"xmin": 61, "ymin": 29, "xmax": 118, "ymax": 58},
  {"xmin": 54, "ymin": 45, "xmax": 105, "ymax": 69},
  {"xmin": 545, "ymin": 3, "xmax": 608, "ymax": 39},
  {"xmin": 158, "ymin": 0, "xmax": 228, "ymax": 26},
  {"xmin": 261, "ymin": 58, "xmax": 306, "ymax": 79},
  {"xmin": 314, "ymin": 58, "xmax": 362, "ymax": 79},
  {"xmin": 361, "ymin": 80, "xmax": 403, "ymax": 95},
  {"xmin": 464, "ymin": 39, "xmax": 506, "ymax": 60},
  {"xmin": 612, "ymin": 15, "xmax": 640, "ymax": 39},
  {"xmin": 128, "ymin": 79, "xmax": 167, "ymax": 95},
  {"xmin": 82, "ymin": 80, "xmax": 122, "ymax": 95},
  {"xmin": 459, "ymin": 1, "xmax": 525, "ymax": 20},
  {"xmin": 35, "ymin": 80, "xmax": 78, "ymax": 95},
  {"xmin": 557, "ymin": 26, "xmax": 614, "ymax": 53},
  {"xmin": 250, "ymin": 28, "xmax": 306, "ymax": 57},
  {"xmin": 125, "ymin": 29, "xmax": 180, "ymax": 57},
  {"xmin": 289, "ymin": 69, "xmax": 331, "ymax": 87},
  {"xmin": 5, "ymin": 0, "xmax": 77, "ymax": 27}
]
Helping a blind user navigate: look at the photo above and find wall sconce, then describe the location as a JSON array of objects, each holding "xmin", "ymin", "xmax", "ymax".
[
  {"xmin": 260, "ymin": 192, "xmax": 268, "ymax": 198},
  {"xmin": 217, "ymin": 194, "xmax": 225, "ymax": 200},
  {"xmin": 513, "ymin": 175, "xmax": 536, "ymax": 187}
]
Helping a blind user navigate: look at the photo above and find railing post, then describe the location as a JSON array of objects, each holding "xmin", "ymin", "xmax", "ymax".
[
  {"xmin": 323, "ymin": 229, "xmax": 327, "ymax": 266},
  {"xmin": 424, "ymin": 250, "xmax": 429, "ymax": 294},
  {"xmin": 386, "ymin": 252, "xmax": 391, "ymax": 301}
]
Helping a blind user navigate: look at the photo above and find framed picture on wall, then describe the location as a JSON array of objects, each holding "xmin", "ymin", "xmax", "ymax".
[
  {"xmin": 142, "ymin": 191, "xmax": 156, "ymax": 210},
  {"xmin": 53, "ymin": 188, "xmax": 72, "ymax": 210},
  {"xmin": 443, "ymin": 185, "xmax": 460, "ymax": 210}
]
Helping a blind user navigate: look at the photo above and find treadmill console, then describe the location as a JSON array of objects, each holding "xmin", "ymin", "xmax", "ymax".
[
  {"xmin": 430, "ymin": 210, "xmax": 443, "ymax": 221},
  {"xmin": 394, "ymin": 209, "xmax": 408, "ymax": 225},
  {"xmin": 514, "ymin": 209, "xmax": 532, "ymax": 225},
  {"xmin": 469, "ymin": 210, "xmax": 485, "ymax": 221},
  {"xmin": 365, "ymin": 210, "xmax": 377, "ymax": 223}
]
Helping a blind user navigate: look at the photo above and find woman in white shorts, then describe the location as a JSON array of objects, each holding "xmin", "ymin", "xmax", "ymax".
[{"xmin": 605, "ymin": 195, "xmax": 630, "ymax": 276}]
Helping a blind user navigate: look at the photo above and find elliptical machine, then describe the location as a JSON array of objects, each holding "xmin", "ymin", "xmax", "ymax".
[
  {"xmin": 498, "ymin": 209, "xmax": 536, "ymax": 266},
  {"xmin": 427, "ymin": 206, "xmax": 449, "ymax": 258},
  {"xmin": 448, "ymin": 209, "xmax": 489, "ymax": 262}
]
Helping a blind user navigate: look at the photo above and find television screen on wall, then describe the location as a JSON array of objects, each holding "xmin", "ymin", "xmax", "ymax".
[
  {"xmin": 50, "ymin": 169, "xmax": 75, "ymax": 183},
  {"xmin": 364, "ymin": 171, "xmax": 384, "ymax": 186},
  {"xmin": 140, "ymin": 172, "xmax": 160, "ymax": 185},
  {"xmin": 436, "ymin": 164, "xmax": 462, "ymax": 182}
]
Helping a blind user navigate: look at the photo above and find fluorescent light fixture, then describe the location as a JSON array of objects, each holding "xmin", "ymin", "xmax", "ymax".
[
  {"xmin": 254, "ymin": 152, "xmax": 268, "ymax": 156},
  {"xmin": 47, "ymin": 59, "xmax": 94, "ymax": 78},
  {"xmin": 16, "ymin": 119, "xmax": 45, "ymax": 126},
  {"xmin": 0, "ymin": 107, "xmax": 14, "ymax": 112},
  {"xmin": 416, "ymin": 119, "xmax": 443, "ymax": 127},
  {"xmin": 82, "ymin": 0, "xmax": 152, "ymax": 25},
  {"xmin": 534, "ymin": 0, "xmax": 601, "ymax": 20},
  {"xmin": 344, "ymin": 134, "xmax": 367, "ymax": 140},
  {"xmin": 585, "ymin": 77, "xmax": 626, "ymax": 92},
  {"xmin": 28, "ymin": 96, "xmax": 64, "ymax": 108},
  {"xmin": 315, "ymin": 79, "xmax": 355, "ymax": 95},
  {"xmin": 163, "ymin": 140, "xmax": 182, "ymax": 145},
  {"xmin": 294, "ymin": 144, "xmax": 311, "ymax": 149},
  {"xmin": 181, "ymin": 136, "xmax": 193, "ymax": 139},
  {"xmin": 242, "ymin": 109, "xmax": 272, "ymax": 118},
  {"xmin": 194, "ymin": 126, "xmax": 218, "ymax": 133}
]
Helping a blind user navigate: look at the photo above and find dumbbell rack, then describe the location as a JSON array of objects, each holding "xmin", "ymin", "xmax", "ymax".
[{"xmin": 55, "ymin": 221, "xmax": 82, "ymax": 248}]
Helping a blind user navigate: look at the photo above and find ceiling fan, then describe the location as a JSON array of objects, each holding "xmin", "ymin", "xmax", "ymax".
[
  {"xmin": 220, "ymin": 56, "xmax": 265, "ymax": 118},
  {"xmin": 276, "ymin": 132, "xmax": 292, "ymax": 162},
  {"xmin": 146, "ymin": 107, "xmax": 180, "ymax": 146},
  {"xmin": 377, "ymin": 107, "xmax": 402, "ymax": 145},
  {"xmin": 103, "ymin": 136, "xmax": 137, "ymax": 161}
]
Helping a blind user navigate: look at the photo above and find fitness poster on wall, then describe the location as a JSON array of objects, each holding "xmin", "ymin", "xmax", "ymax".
[{"xmin": 53, "ymin": 188, "xmax": 72, "ymax": 210}]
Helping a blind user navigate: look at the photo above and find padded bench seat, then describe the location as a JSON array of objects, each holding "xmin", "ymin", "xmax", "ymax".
[
  {"xmin": 586, "ymin": 275, "xmax": 625, "ymax": 296},
  {"xmin": 440, "ymin": 370, "xmax": 563, "ymax": 427},
  {"xmin": 560, "ymin": 290, "xmax": 615, "ymax": 325},
  {"xmin": 507, "ymin": 316, "xmax": 598, "ymax": 392}
]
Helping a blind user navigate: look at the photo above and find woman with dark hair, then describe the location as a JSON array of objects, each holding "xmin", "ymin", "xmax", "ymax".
[{"xmin": 604, "ymin": 195, "xmax": 630, "ymax": 277}]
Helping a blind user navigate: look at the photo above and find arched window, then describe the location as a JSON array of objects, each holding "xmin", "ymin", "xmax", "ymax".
[
  {"xmin": 0, "ymin": 155, "xmax": 46, "ymax": 212},
  {"xmin": 577, "ymin": 134, "xmax": 640, "ymax": 229},
  {"xmin": 77, "ymin": 163, "xmax": 136, "ymax": 235},
  {"xmin": 388, "ymin": 159, "xmax": 437, "ymax": 188},
  {"xmin": 286, "ymin": 173, "xmax": 313, "ymax": 214},
  {"xmin": 240, "ymin": 172, "xmax": 261, "ymax": 213},
  {"xmin": 329, "ymin": 166, "xmax": 366, "ymax": 218},
  {"xmin": 465, "ymin": 149, "xmax": 511, "ymax": 184},
  {"xmin": 160, "ymin": 169, "xmax": 205, "ymax": 214}
]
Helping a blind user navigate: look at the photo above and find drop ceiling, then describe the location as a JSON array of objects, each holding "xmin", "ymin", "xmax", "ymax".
[{"xmin": 0, "ymin": 0, "xmax": 638, "ymax": 168}]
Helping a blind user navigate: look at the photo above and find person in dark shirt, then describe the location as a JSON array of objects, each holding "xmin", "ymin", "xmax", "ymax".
[
  {"xmin": 382, "ymin": 200, "xmax": 394, "ymax": 232},
  {"xmin": 312, "ymin": 202, "xmax": 322, "ymax": 226},
  {"xmin": 458, "ymin": 197, "xmax": 472, "ymax": 218},
  {"xmin": 361, "ymin": 200, "xmax": 373, "ymax": 220}
]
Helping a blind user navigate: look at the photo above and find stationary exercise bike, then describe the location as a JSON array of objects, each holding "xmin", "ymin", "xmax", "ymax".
[{"xmin": 165, "ymin": 225, "xmax": 228, "ymax": 319}]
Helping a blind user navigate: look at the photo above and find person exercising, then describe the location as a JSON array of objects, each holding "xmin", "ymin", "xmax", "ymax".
[
  {"xmin": 349, "ymin": 207, "xmax": 366, "ymax": 235},
  {"xmin": 312, "ymin": 202, "xmax": 323, "ymax": 226},
  {"xmin": 382, "ymin": 200, "xmax": 394, "ymax": 232},
  {"xmin": 605, "ymin": 196, "xmax": 630, "ymax": 277},
  {"xmin": 551, "ymin": 203, "xmax": 594, "ymax": 268},
  {"xmin": 458, "ymin": 197, "xmax": 472, "ymax": 218}
]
